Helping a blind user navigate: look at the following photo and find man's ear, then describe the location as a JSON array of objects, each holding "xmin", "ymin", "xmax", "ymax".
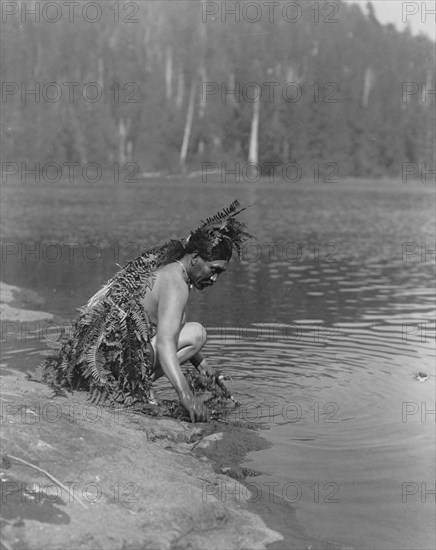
[{"xmin": 191, "ymin": 251, "xmax": 199, "ymax": 264}]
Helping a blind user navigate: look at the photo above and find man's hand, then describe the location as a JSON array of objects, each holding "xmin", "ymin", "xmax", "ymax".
[
  {"xmin": 196, "ymin": 359, "xmax": 215, "ymax": 378},
  {"xmin": 180, "ymin": 392, "xmax": 211, "ymax": 423}
]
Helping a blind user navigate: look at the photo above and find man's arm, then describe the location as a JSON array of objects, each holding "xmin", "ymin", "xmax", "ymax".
[{"xmin": 155, "ymin": 271, "xmax": 209, "ymax": 422}]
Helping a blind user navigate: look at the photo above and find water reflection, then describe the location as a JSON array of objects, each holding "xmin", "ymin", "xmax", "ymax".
[{"xmin": 2, "ymin": 180, "xmax": 435, "ymax": 549}]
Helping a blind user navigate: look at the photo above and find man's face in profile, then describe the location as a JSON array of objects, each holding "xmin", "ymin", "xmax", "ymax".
[{"xmin": 190, "ymin": 257, "xmax": 228, "ymax": 290}]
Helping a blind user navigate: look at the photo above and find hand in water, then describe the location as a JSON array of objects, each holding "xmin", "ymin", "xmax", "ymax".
[
  {"xmin": 180, "ymin": 392, "xmax": 212, "ymax": 423},
  {"xmin": 197, "ymin": 359, "xmax": 215, "ymax": 378}
]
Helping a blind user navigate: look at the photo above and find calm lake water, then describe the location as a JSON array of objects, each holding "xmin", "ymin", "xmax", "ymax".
[{"xmin": 2, "ymin": 179, "xmax": 435, "ymax": 549}]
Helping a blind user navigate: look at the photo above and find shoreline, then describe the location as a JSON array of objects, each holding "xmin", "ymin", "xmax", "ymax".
[
  {"xmin": 0, "ymin": 370, "xmax": 284, "ymax": 550},
  {"xmin": 0, "ymin": 281, "xmax": 345, "ymax": 549}
]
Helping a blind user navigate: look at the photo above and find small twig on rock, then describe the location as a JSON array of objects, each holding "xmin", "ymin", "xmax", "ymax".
[
  {"xmin": 171, "ymin": 526, "xmax": 194, "ymax": 545},
  {"xmin": 5, "ymin": 455, "xmax": 88, "ymax": 510},
  {"xmin": 190, "ymin": 437, "xmax": 207, "ymax": 451},
  {"xmin": 213, "ymin": 417, "xmax": 229, "ymax": 424}
]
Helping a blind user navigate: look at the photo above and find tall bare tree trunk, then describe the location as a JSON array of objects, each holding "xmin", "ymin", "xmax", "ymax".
[
  {"xmin": 197, "ymin": 65, "xmax": 207, "ymax": 154},
  {"xmin": 362, "ymin": 67, "xmax": 375, "ymax": 107},
  {"xmin": 197, "ymin": 21, "xmax": 207, "ymax": 154},
  {"xmin": 180, "ymin": 80, "xmax": 196, "ymax": 172},
  {"xmin": 119, "ymin": 118, "xmax": 131, "ymax": 164},
  {"xmin": 248, "ymin": 100, "xmax": 260, "ymax": 165},
  {"xmin": 176, "ymin": 68, "xmax": 185, "ymax": 109},
  {"xmin": 98, "ymin": 58, "xmax": 104, "ymax": 89},
  {"xmin": 165, "ymin": 47, "xmax": 173, "ymax": 100}
]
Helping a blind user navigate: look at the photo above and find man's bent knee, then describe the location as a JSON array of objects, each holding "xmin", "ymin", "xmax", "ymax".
[{"xmin": 189, "ymin": 322, "xmax": 207, "ymax": 351}]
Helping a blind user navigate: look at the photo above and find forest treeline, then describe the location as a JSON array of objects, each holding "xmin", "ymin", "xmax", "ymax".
[{"xmin": 1, "ymin": 0, "xmax": 435, "ymax": 179}]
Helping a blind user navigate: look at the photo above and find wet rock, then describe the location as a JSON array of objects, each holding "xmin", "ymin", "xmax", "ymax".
[
  {"xmin": 193, "ymin": 432, "xmax": 224, "ymax": 449},
  {"xmin": 0, "ymin": 282, "xmax": 53, "ymax": 322},
  {"xmin": 0, "ymin": 371, "xmax": 283, "ymax": 550},
  {"xmin": 219, "ymin": 466, "xmax": 264, "ymax": 480}
]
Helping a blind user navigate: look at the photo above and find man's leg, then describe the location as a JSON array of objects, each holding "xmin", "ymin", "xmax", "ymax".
[{"xmin": 149, "ymin": 322, "xmax": 207, "ymax": 383}]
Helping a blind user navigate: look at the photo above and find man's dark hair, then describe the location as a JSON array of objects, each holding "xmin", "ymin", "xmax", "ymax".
[{"xmin": 184, "ymin": 231, "xmax": 233, "ymax": 261}]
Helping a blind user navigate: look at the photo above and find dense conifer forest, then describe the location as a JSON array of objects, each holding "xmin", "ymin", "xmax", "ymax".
[{"xmin": 2, "ymin": 0, "xmax": 434, "ymax": 179}]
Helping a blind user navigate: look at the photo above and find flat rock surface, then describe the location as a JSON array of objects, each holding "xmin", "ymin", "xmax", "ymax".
[
  {"xmin": 0, "ymin": 371, "xmax": 283, "ymax": 550},
  {"xmin": 0, "ymin": 282, "xmax": 347, "ymax": 550},
  {"xmin": 0, "ymin": 282, "xmax": 53, "ymax": 322}
]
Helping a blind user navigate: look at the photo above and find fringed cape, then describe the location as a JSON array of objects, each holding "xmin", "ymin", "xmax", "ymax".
[{"xmin": 42, "ymin": 240, "xmax": 183, "ymax": 406}]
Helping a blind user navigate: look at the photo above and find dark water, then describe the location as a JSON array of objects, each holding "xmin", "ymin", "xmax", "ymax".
[{"xmin": 2, "ymin": 179, "xmax": 435, "ymax": 549}]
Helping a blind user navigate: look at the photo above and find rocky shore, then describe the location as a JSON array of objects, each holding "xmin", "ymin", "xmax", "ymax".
[
  {"xmin": 1, "ymin": 368, "xmax": 286, "ymax": 550},
  {"xmin": 1, "ymin": 282, "xmax": 345, "ymax": 550}
]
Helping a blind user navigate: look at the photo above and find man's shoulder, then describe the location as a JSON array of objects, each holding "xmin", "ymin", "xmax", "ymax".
[
  {"xmin": 155, "ymin": 263, "xmax": 180, "ymax": 278},
  {"xmin": 154, "ymin": 264, "xmax": 188, "ymax": 293}
]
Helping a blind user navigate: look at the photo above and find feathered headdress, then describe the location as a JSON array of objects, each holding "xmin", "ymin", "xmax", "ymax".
[{"xmin": 187, "ymin": 200, "xmax": 253, "ymax": 258}]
